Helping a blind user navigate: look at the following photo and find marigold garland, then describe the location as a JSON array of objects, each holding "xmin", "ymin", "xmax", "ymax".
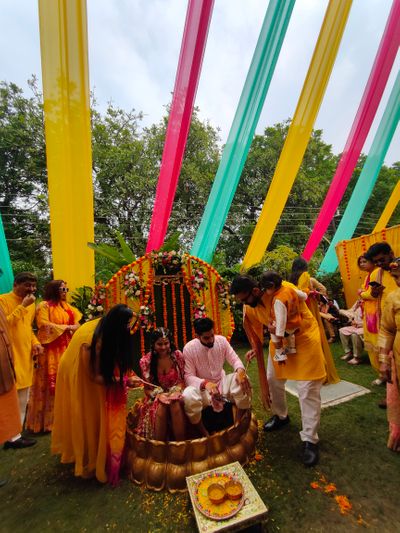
[
  {"xmin": 162, "ymin": 283, "xmax": 168, "ymax": 329},
  {"xmin": 171, "ymin": 283, "xmax": 179, "ymax": 348},
  {"xmin": 179, "ymin": 283, "xmax": 187, "ymax": 346}
]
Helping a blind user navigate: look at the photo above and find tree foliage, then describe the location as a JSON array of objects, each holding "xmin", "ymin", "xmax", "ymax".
[{"xmin": 0, "ymin": 79, "xmax": 399, "ymax": 288}]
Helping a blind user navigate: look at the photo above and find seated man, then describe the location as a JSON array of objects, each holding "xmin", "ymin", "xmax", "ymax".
[{"xmin": 182, "ymin": 318, "xmax": 251, "ymax": 436}]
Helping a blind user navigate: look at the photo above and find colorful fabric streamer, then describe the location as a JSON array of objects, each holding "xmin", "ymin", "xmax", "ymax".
[
  {"xmin": 374, "ymin": 180, "xmax": 400, "ymax": 232},
  {"xmin": 0, "ymin": 214, "xmax": 13, "ymax": 293},
  {"xmin": 38, "ymin": 0, "xmax": 95, "ymax": 292},
  {"xmin": 242, "ymin": 0, "xmax": 352, "ymax": 270},
  {"xmin": 319, "ymin": 71, "xmax": 400, "ymax": 273},
  {"xmin": 302, "ymin": 0, "xmax": 400, "ymax": 261},
  {"xmin": 146, "ymin": 0, "xmax": 214, "ymax": 252},
  {"xmin": 190, "ymin": 0, "xmax": 295, "ymax": 262}
]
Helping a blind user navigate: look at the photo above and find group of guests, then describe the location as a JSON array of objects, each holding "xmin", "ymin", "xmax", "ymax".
[
  {"xmin": 0, "ymin": 274, "xmax": 81, "ymax": 461},
  {"xmin": 2, "ymin": 239, "xmax": 400, "ymax": 487}
]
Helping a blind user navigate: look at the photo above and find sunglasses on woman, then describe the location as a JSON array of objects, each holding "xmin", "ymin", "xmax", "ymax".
[{"xmin": 59, "ymin": 287, "xmax": 69, "ymax": 293}]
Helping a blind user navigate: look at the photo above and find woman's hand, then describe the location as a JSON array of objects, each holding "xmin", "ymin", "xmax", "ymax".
[
  {"xmin": 158, "ymin": 392, "xmax": 172, "ymax": 404},
  {"xmin": 126, "ymin": 376, "xmax": 142, "ymax": 388},
  {"xmin": 245, "ymin": 349, "xmax": 257, "ymax": 362},
  {"xmin": 236, "ymin": 368, "xmax": 251, "ymax": 396}
]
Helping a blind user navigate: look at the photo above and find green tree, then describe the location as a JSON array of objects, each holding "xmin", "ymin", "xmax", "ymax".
[{"xmin": 0, "ymin": 79, "xmax": 50, "ymax": 282}]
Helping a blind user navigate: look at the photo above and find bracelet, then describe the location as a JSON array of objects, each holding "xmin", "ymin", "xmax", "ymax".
[{"xmin": 378, "ymin": 354, "xmax": 391, "ymax": 364}]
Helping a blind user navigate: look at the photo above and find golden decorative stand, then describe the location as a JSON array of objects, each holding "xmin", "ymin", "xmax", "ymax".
[{"xmin": 125, "ymin": 409, "xmax": 258, "ymax": 492}]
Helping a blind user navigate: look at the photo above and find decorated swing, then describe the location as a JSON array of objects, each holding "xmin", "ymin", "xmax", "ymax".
[{"xmin": 92, "ymin": 251, "xmax": 257, "ymax": 492}]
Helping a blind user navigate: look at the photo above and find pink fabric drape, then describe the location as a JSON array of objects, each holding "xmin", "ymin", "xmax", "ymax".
[
  {"xmin": 302, "ymin": 0, "xmax": 400, "ymax": 260},
  {"xmin": 146, "ymin": 0, "xmax": 214, "ymax": 252}
]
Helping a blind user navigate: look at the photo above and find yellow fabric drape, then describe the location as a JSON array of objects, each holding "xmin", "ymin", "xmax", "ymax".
[
  {"xmin": 374, "ymin": 181, "xmax": 400, "ymax": 232},
  {"xmin": 242, "ymin": 0, "xmax": 352, "ymax": 269},
  {"xmin": 38, "ymin": 0, "xmax": 94, "ymax": 293},
  {"xmin": 336, "ymin": 225, "xmax": 400, "ymax": 307},
  {"xmin": 297, "ymin": 272, "xmax": 339, "ymax": 384}
]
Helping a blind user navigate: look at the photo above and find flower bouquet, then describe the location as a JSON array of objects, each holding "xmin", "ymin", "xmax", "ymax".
[
  {"xmin": 150, "ymin": 250, "xmax": 183, "ymax": 275},
  {"xmin": 124, "ymin": 269, "xmax": 142, "ymax": 299},
  {"xmin": 190, "ymin": 268, "xmax": 207, "ymax": 293},
  {"xmin": 216, "ymin": 280, "xmax": 232, "ymax": 310},
  {"xmin": 193, "ymin": 304, "xmax": 207, "ymax": 320},
  {"xmin": 85, "ymin": 282, "xmax": 106, "ymax": 321},
  {"xmin": 138, "ymin": 305, "xmax": 155, "ymax": 331}
]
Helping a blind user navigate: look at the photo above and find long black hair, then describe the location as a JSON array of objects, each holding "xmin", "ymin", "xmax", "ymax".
[
  {"xmin": 148, "ymin": 328, "xmax": 176, "ymax": 387},
  {"xmin": 289, "ymin": 257, "xmax": 308, "ymax": 286},
  {"xmin": 90, "ymin": 304, "xmax": 135, "ymax": 386}
]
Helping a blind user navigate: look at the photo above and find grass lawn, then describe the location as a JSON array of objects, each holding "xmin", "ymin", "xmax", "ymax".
[{"xmin": 1, "ymin": 342, "xmax": 399, "ymax": 533}]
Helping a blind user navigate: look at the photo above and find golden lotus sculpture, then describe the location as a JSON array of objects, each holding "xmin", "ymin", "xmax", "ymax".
[{"xmin": 125, "ymin": 408, "xmax": 258, "ymax": 492}]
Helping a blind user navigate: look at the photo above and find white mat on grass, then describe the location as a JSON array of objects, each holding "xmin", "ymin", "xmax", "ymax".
[{"xmin": 285, "ymin": 380, "xmax": 370, "ymax": 408}]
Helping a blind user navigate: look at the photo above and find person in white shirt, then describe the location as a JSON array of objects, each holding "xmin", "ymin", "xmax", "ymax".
[{"xmin": 182, "ymin": 318, "xmax": 251, "ymax": 435}]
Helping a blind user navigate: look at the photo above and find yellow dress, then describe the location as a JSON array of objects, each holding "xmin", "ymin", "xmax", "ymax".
[
  {"xmin": 26, "ymin": 301, "xmax": 82, "ymax": 432},
  {"xmin": 52, "ymin": 318, "xmax": 129, "ymax": 484},
  {"xmin": 244, "ymin": 281, "xmax": 326, "ymax": 382},
  {"xmin": 0, "ymin": 292, "xmax": 39, "ymax": 389},
  {"xmin": 360, "ymin": 268, "xmax": 398, "ymax": 371},
  {"xmin": 297, "ymin": 272, "xmax": 339, "ymax": 384},
  {"xmin": 377, "ymin": 288, "xmax": 400, "ymax": 451},
  {"xmin": 51, "ymin": 319, "xmax": 108, "ymax": 482}
]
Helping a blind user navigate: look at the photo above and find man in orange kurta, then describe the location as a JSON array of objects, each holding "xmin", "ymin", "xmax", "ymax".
[
  {"xmin": 0, "ymin": 272, "xmax": 42, "ymax": 448},
  {"xmin": 231, "ymin": 274, "xmax": 326, "ymax": 467},
  {"xmin": 0, "ymin": 306, "xmax": 22, "ymax": 483}
]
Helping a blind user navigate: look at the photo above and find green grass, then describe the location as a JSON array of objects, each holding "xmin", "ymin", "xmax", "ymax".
[{"xmin": 1, "ymin": 343, "xmax": 399, "ymax": 532}]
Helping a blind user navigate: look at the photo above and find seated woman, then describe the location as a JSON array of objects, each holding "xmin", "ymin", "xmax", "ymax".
[
  {"xmin": 51, "ymin": 304, "xmax": 138, "ymax": 486},
  {"xmin": 135, "ymin": 328, "xmax": 186, "ymax": 441}
]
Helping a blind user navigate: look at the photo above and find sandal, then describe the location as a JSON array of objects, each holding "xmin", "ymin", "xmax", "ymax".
[
  {"xmin": 340, "ymin": 352, "xmax": 353, "ymax": 361},
  {"xmin": 327, "ymin": 337, "xmax": 336, "ymax": 344},
  {"xmin": 348, "ymin": 357, "xmax": 362, "ymax": 365},
  {"xmin": 371, "ymin": 378, "xmax": 386, "ymax": 386}
]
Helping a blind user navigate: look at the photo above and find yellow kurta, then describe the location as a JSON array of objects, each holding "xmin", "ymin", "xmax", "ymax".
[
  {"xmin": 51, "ymin": 318, "xmax": 109, "ymax": 482},
  {"xmin": 26, "ymin": 301, "xmax": 82, "ymax": 433},
  {"xmin": 297, "ymin": 272, "xmax": 339, "ymax": 384},
  {"xmin": 0, "ymin": 308, "xmax": 21, "ymax": 443},
  {"xmin": 378, "ymin": 288, "xmax": 400, "ymax": 379},
  {"xmin": 244, "ymin": 281, "xmax": 326, "ymax": 381},
  {"xmin": 0, "ymin": 292, "xmax": 39, "ymax": 389},
  {"xmin": 377, "ymin": 288, "xmax": 400, "ymax": 451}
]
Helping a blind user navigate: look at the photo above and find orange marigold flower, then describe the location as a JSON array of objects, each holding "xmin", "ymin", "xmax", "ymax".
[
  {"xmin": 335, "ymin": 495, "xmax": 352, "ymax": 515},
  {"xmin": 310, "ymin": 482, "xmax": 320, "ymax": 489},
  {"xmin": 324, "ymin": 483, "xmax": 337, "ymax": 493},
  {"xmin": 254, "ymin": 453, "xmax": 263, "ymax": 461}
]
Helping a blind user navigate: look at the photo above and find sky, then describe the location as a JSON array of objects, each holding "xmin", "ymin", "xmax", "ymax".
[{"xmin": 0, "ymin": 0, "xmax": 399, "ymax": 166}]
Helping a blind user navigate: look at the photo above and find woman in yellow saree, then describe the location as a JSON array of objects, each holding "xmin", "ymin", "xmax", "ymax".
[
  {"xmin": 51, "ymin": 304, "xmax": 138, "ymax": 485},
  {"xmin": 26, "ymin": 280, "xmax": 81, "ymax": 433},
  {"xmin": 290, "ymin": 258, "xmax": 339, "ymax": 384}
]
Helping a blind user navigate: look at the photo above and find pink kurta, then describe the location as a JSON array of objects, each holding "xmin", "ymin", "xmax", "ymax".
[{"xmin": 183, "ymin": 335, "xmax": 244, "ymax": 389}]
